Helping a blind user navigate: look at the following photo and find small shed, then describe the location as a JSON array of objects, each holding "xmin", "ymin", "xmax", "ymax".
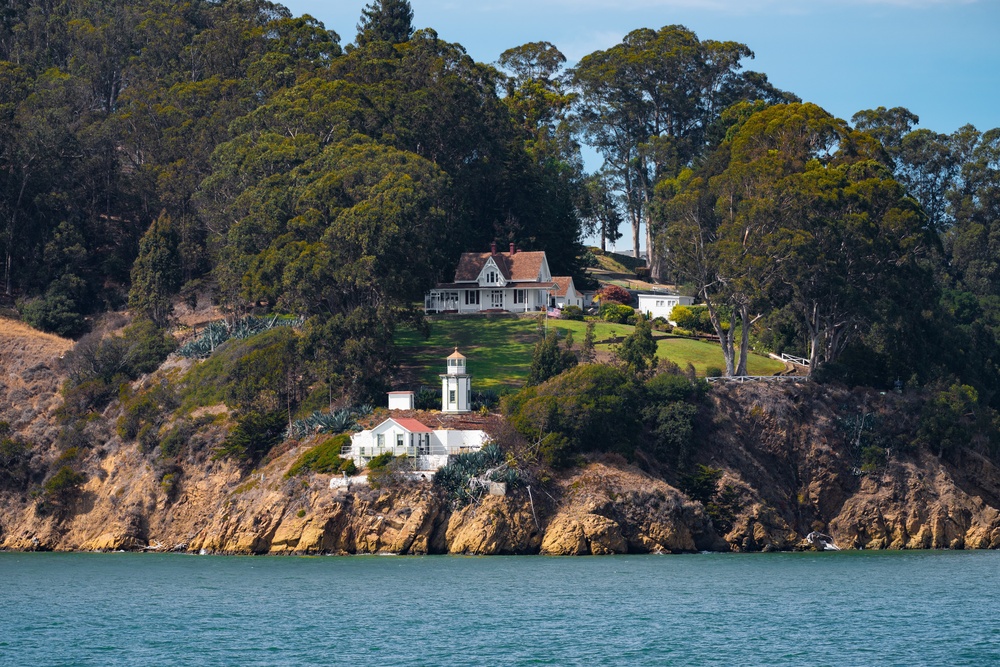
[
  {"xmin": 636, "ymin": 293, "xmax": 695, "ymax": 323},
  {"xmin": 387, "ymin": 391, "xmax": 415, "ymax": 411}
]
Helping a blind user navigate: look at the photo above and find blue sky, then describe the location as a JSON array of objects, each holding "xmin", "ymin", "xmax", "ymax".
[{"xmin": 281, "ymin": 0, "xmax": 998, "ymax": 136}]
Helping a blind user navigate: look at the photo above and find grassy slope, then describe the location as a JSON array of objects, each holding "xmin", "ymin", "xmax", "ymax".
[{"xmin": 395, "ymin": 315, "xmax": 784, "ymax": 389}]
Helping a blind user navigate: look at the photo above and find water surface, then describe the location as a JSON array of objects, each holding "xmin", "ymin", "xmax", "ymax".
[{"xmin": 1, "ymin": 550, "xmax": 997, "ymax": 666}]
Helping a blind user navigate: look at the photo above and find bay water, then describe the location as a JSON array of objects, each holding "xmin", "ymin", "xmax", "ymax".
[{"xmin": 1, "ymin": 550, "xmax": 998, "ymax": 666}]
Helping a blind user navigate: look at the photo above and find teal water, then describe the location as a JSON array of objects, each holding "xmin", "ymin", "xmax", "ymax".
[{"xmin": 1, "ymin": 551, "xmax": 998, "ymax": 666}]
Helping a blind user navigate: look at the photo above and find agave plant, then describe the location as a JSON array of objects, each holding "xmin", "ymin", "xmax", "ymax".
[{"xmin": 178, "ymin": 315, "xmax": 305, "ymax": 359}]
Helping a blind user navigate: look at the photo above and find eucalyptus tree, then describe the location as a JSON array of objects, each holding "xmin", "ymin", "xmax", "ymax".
[
  {"xmin": 662, "ymin": 103, "xmax": 933, "ymax": 376},
  {"xmin": 570, "ymin": 25, "xmax": 790, "ymax": 278}
]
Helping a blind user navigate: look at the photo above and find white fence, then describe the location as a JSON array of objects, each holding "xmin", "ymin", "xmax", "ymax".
[
  {"xmin": 705, "ymin": 375, "xmax": 809, "ymax": 384},
  {"xmin": 770, "ymin": 353, "xmax": 810, "ymax": 367}
]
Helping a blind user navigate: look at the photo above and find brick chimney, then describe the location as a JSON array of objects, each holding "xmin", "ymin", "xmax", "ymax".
[
  {"xmin": 509, "ymin": 242, "xmax": 516, "ymax": 255},
  {"xmin": 491, "ymin": 241, "xmax": 497, "ymax": 255}
]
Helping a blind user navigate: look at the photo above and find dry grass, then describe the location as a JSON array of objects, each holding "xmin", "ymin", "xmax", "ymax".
[{"xmin": 0, "ymin": 316, "xmax": 73, "ymax": 372}]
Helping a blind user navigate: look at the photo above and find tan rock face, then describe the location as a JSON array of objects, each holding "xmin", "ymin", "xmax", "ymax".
[{"xmin": 6, "ymin": 323, "xmax": 1000, "ymax": 555}]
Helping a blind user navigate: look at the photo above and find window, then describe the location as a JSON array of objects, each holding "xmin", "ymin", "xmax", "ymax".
[
  {"xmin": 449, "ymin": 389, "xmax": 456, "ymax": 404},
  {"xmin": 514, "ymin": 289, "xmax": 526, "ymax": 304},
  {"xmin": 377, "ymin": 434, "xmax": 384, "ymax": 448},
  {"xmin": 396, "ymin": 433, "xmax": 404, "ymax": 448},
  {"xmin": 465, "ymin": 290, "xmax": 480, "ymax": 305},
  {"xmin": 656, "ymin": 300, "xmax": 665, "ymax": 307}
]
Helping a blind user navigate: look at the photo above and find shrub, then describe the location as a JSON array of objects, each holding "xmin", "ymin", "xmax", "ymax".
[
  {"xmin": 704, "ymin": 366, "xmax": 724, "ymax": 378},
  {"xmin": 597, "ymin": 284, "xmax": 631, "ymax": 305},
  {"xmin": 672, "ymin": 327, "xmax": 694, "ymax": 338},
  {"xmin": 215, "ymin": 410, "xmax": 286, "ymax": 463},
  {"xmin": 20, "ymin": 291, "xmax": 85, "ymax": 338},
  {"xmin": 528, "ymin": 331, "xmax": 578, "ymax": 385},
  {"xmin": 561, "ymin": 305, "xmax": 584, "ymax": 321},
  {"xmin": 601, "ymin": 303, "xmax": 634, "ymax": 324},
  {"xmin": 44, "ymin": 465, "xmax": 86, "ymax": 502},
  {"xmin": 0, "ymin": 423, "xmax": 32, "ymax": 489},
  {"xmin": 286, "ymin": 434, "xmax": 352, "ymax": 477},
  {"xmin": 433, "ymin": 443, "xmax": 518, "ymax": 506},
  {"xmin": 367, "ymin": 455, "xmax": 411, "ymax": 488},
  {"xmin": 504, "ymin": 364, "xmax": 642, "ymax": 466}
]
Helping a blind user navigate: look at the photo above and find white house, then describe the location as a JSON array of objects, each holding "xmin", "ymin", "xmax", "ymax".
[
  {"xmin": 637, "ymin": 293, "xmax": 696, "ymax": 324},
  {"xmin": 346, "ymin": 350, "xmax": 488, "ymax": 471},
  {"xmin": 551, "ymin": 276, "xmax": 583, "ymax": 309},
  {"xmin": 425, "ymin": 243, "xmax": 576, "ymax": 315},
  {"xmin": 387, "ymin": 391, "xmax": 415, "ymax": 410},
  {"xmin": 346, "ymin": 416, "xmax": 488, "ymax": 471}
]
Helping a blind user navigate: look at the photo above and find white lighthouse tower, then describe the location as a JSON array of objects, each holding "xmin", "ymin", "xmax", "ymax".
[{"xmin": 440, "ymin": 348, "xmax": 472, "ymax": 413}]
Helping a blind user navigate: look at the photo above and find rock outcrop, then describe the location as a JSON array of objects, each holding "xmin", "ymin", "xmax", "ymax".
[{"xmin": 6, "ymin": 317, "xmax": 1000, "ymax": 555}]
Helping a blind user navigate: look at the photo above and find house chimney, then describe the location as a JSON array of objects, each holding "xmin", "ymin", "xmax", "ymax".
[
  {"xmin": 490, "ymin": 241, "xmax": 497, "ymax": 255},
  {"xmin": 509, "ymin": 242, "xmax": 516, "ymax": 255}
]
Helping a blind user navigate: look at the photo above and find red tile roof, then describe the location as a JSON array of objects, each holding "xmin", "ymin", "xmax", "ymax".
[{"xmin": 390, "ymin": 418, "xmax": 434, "ymax": 433}]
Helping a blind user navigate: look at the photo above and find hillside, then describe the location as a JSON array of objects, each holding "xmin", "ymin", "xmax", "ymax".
[
  {"xmin": 3, "ymin": 316, "xmax": 1000, "ymax": 554},
  {"xmin": 395, "ymin": 315, "xmax": 785, "ymax": 389}
]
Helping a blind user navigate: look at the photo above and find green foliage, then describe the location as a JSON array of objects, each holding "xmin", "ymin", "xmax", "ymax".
[
  {"xmin": 601, "ymin": 303, "xmax": 634, "ymax": 324},
  {"xmin": 0, "ymin": 422, "xmax": 32, "ymax": 489},
  {"xmin": 176, "ymin": 315, "xmax": 304, "ymax": 360},
  {"xmin": 916, "ymin": 383, "xmax": 998, "ymax": 458},
  {"xmin": 366, "ymin": 454, "xmax": 411, "ymax": 488},
  {"xmin": 356, "ymin": 0, "xmax": 414, "ymax": 46},
  {"xmin": 561, "ymin": 305, "xmax": 584, "ymax": 321},
  {"xmin": 505, "ymin": 364, "xmax": 641, "ymax": 466},
  {"xmin": 679, "ymin": 465, "xmax": 741, "ymax": 534},
  {"xmin": 118, "ymin": 381, "xmax": 178, "ymax": 445},
  {"xmin": 128, "ymin": 211, "xmax": 181, "ymax": 326},
  {"xmin": 43, "ymin": 465, "xmax": 86, "ymax": 502},
  {"xmin": 642, "ymin": 371, "xmax": 705, "ymax": 466},
  {"xmin": 19, "ymin": 289, "xmax": 86, "ymax": 338},
  {"xmin": 365, "ymin": 451, "xmax": 396, "ymax": 471},
  {"xmin": 215, "ymin": 410, "xmax": 287, "ymax": 463},
  {"xmin": 527, "ymin": 331, "xmax": 578, "ymax": 386},
  {"xmin": 433, "ymin": 443, "xmax": 518, "ymax": 506},
  {"xmin": 670, "ymin": 305, "xmax": 715, "ymax": 334},
  {"xmin": 182, "ymin": 327, "xmax": 302, "ymax": 413},
  {"xmin": 614, "ymin": 314, "xmax": 657, "ymax": 375},
  {"xmin": 286, "ymin": 408, "xmax": 360, "ymax": 440},
  {"xmin": 286, "ymin": 434, "xmax": 354, "ymax": 477}
]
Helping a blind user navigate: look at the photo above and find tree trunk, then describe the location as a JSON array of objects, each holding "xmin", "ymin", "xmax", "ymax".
[{"xmin": 735, "ymin": 305, "xmax": 751, "ymax": 377}]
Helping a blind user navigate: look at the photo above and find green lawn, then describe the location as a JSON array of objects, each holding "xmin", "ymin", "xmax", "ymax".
[{"xmin": 395, "ymin": 315, "xmax": 785, "ymax": 389}]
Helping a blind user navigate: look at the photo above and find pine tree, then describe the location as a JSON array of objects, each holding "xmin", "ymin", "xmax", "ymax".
[
  {"xmin": 356, "ymin": 0, "xmax": 414, "ymax": 47},
  {"xmin": 128, "ymin": 211, "xmax": 181, "ymax": 326}
]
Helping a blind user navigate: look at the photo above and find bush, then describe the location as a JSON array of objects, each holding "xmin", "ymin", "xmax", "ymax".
[
  {"xmin": 367, "ymin": 455, "xmax": 411, "ymax": 488},
  {"xmin": 286, "ymin": 434, "xmax": 353, "ymax": 477},
  {"xmin": 704, "ymin": 366, "xmax": 724, "ymax": 378},
  {"xmin": 433, "ymin": 443, "xmax": 518, "ymax": 505},
  {"xmin": 561, "ymin": 305, "xmax": 584, "ymax": 321},
  {"xmin": 215, "ymin": 410, "xmax": 286, "ymax": 463},
  {"xmin": 0, "ymin": 422, "xmax": 32, "ymax": 489},
  {"xmin": 597, "ymin": 284, "xmax": 632, "ymax": 305},
  {"xmin": 20, "ymin": 291, "xmax": 85, "ymax": 338},
  {"xmin": 601, "ymin": 303, "xmax": 634, "ymax": 324},
  {"xmin": 44, "ymin": 465, "xmax": 87, "ymax": 502},
  {"xmin": 504, "ymin": 364, "xmax": 642, "ymax": 466}
]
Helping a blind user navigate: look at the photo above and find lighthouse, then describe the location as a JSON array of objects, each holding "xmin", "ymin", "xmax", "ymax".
[{"xmin": 440, "ymin": 348, "xmax": 472, "ymax": 413}]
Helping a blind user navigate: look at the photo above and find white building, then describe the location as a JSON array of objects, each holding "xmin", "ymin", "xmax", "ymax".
[
  {"xmin": 551, "ymin": 276, "xmax": 583, "ymax": 309},
  {"xmin": 387, "ymin": 391, "xmax": 414, "ymax": 410},
  {"xmin": 346, "ymin": 416, "xmax": 488, "ymax": 471},
  {"xmin": 636, "ymin": 293, "xmax": 696, "ymax": 324},
  {"xmin": 346, "ymin": 350, "xmax": 488, "ymax": 471},
  {"xmin": 425, "ymin": 243, "xmax": 576, "ymax": 315},
  {"xmin": 441, "ymin": 348, "xmax": 471, "ymax": 413}
]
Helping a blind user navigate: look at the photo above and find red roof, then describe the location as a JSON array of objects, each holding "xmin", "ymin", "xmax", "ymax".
[
  {"xmin": 391, "ymin": 418, "xmax": 434, "ymax": 433},
  {"xmin": 551, "ymin": 276, "xmax": 575, "ymax": 297},
  {"xmin": 452, "ymin": 251, "xmax": 547, "ymax": 283}
]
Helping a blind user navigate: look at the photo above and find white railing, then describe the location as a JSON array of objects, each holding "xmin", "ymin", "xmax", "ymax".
[
  {"xmin": 705, "ymin": 375, "xmax": 809, "ymax": 384},
  {"xmin": 780, "ymin": 353, "xmax": 810, "ymax": 367}
]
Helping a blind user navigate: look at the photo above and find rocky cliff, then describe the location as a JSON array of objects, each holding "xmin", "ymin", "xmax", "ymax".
[{"xmin": 4, "ymin": 316, "xmax": 1000, "ymax": 555}]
